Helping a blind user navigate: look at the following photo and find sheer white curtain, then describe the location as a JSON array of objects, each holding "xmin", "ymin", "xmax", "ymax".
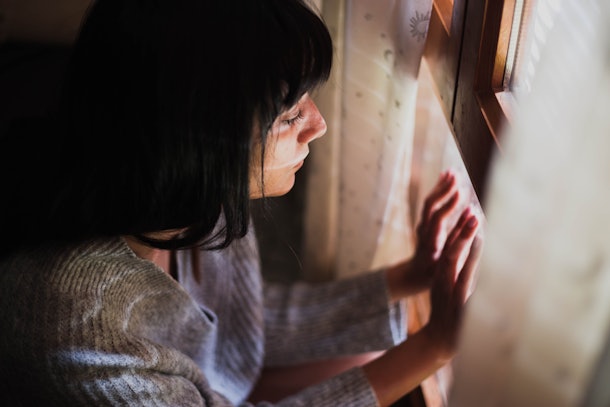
[
  {"xmin": 304, "ymin": 0, "xmax": 433, "ymax": 280},
  {"xmin": 450, "ymin": 1, "xmax": 610, "ymax": 406}
]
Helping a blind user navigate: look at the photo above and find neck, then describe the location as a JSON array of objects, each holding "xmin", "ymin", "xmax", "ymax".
[{"xmin": 123, "ymin": 236, "xmax": 171, "ymax": 275}]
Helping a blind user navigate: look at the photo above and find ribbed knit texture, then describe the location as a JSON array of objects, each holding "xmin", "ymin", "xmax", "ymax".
[{"xmin": 0, "ymin": 229, "xmax": 406, "ymax": 406}]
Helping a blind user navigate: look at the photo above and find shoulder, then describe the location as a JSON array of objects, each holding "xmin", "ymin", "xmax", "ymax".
[
  {"xmin": 0, "ymin": 239, "xmax": 215, "ymax": 405},
  {"xmin": 0, "ymin": 237, "xmax": 169, "ymax": 297},
  {"xmin": 0, "ymin": 237, "xmax": 214, "ymax": 368},
  {"xmin": 0, "ymin": 238, "xmax": 202, "ymax": 344}
]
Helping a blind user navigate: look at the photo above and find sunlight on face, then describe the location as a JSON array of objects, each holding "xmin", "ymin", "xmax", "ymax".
[{"xmin": 249, "ymin": 93, "xmax": 327, "ymax": 198}]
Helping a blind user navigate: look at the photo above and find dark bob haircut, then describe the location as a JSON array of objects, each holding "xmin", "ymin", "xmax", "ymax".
[{"xmin": 0, "ymin": 0, "xmax": 332, "ymax": 252}]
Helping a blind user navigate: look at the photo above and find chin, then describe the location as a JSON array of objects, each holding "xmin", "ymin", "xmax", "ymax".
[
  {"xmin": 266, "ymin": 186, "xmax": 294, "ymax": 197},
  {"xmin": 266, "ymin": 179, "xmax": 296, "ymax": 197}
]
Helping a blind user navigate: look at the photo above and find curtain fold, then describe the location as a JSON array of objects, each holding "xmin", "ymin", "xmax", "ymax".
[
  {"xmin": 304, "ymin": 0, "xmax": 433, "ymax": 280},
  {"xmin": 450, "ymin": 1, "xmax": 610, "ymax": 405}
]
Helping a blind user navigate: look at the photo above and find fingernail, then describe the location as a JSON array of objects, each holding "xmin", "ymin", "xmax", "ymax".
[{"xmin": 467, "ymin": 216, "xmax": 478, "ymax": 228}]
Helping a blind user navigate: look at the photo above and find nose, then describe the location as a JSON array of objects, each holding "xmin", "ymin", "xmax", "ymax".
[{"xmin": 298, "ymin": 96, "xmax": 327, "ymax": 144}]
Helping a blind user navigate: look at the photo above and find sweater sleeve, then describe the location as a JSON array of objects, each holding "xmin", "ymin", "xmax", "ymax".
[
  {"xmin": 260, "ymin": 367, "xmax": 380, "ymax": 407},
  {"xmin": 23, "ymin": 351, "xmax": 378, "ymax": 407},
  {"xmin": 31, "ymin": 342, "xmax": 379, "ymax": 407},
  {"xmin": 263, "ymin": 270, "xmax": 407, "ymax": 366},
  {"xmin": 1, "ymin": 239, "xmax": 384, "ymax": 407}
]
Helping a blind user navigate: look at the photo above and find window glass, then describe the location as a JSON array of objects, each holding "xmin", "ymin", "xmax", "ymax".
[{"xmin": 506, "ymin": 0, "xmax": 562, "ymax": 97}]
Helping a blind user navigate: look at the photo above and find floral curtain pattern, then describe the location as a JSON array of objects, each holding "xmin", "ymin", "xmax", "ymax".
[{"xmin": 304, "ymin": 0, "xmax": 434, "ymax": 280}]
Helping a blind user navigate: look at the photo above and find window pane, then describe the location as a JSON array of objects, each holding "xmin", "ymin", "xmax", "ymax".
[{"xmin": 506, "ymin": 0, "xmax": 561, "ymax": 97}]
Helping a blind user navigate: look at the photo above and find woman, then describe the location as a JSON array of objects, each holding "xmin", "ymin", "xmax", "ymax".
[{"xmin": 0, "ymin": 0, "xmax": 480, "ymax": 405}]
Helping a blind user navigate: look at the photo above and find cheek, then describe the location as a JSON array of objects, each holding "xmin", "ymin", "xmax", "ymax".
[
  {"xmin": 264, "ymin": 136, "xmax": 297, "ymax": 170},
  {"xmin": 249, "ymin": 163, "xmax": 297, "ymax": 198},
  {"xmin": 249, "ymin": 127, "xmax": 301, "ymax": 198},
  {"xmin": 262, "ymin": 167, "xmax": 297, "ymax": 197}
]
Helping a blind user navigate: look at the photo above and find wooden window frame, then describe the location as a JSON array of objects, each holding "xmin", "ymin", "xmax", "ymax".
[
  {"xmin": 411, "ymin": 1, "xmax": 520, "ymax": 405},
  {"xmin": 424, "ymin": 0, "xmax": 517, "ymax": 205}
]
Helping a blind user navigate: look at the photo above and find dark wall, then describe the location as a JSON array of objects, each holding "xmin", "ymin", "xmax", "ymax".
[{"xmin": 0, "ymin": 42, "xmax": 71, "ymax": 137}]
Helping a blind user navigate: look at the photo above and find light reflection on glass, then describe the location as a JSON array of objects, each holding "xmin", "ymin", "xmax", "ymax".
[{"xmin": 506, "ymin": 0, "xmax": 562, "ymax": 98}]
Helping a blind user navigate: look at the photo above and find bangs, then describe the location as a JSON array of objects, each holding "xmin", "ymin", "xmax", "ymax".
[
  {"xmin": 254, "ymin": 0, "xmax": 333, "ymax": 131},
  {"xmin": 273, "ymin": 1, "xmax": 333, "ymax": 107}
]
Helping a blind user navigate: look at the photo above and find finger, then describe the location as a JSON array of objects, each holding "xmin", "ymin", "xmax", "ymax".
[
  {"xmin": 433, "ymin": 215, "xmax": 474, "ymax": 296},
  {"xmin": 445, "ymin": 207, "xmax": 472, "ymax": 246},
  {"xmin": 422, "ymin": 172, "xmax": 456, "ymax": 221},
  {"xmin": 454, "ymin": 236, "xmax": 483, "ymax": 304},
  {"xmin": 442, "ymin": 214, "xmax": 479, "ymax": 270},
  {"xmin": 418, "ymin": 183, "xmax": 458, "ymax": 245},
  {"xmin": 421, "ymin": 172, "xmax": 458, "ymax": 224},
  {"xmin": 423, "ymin": 191, "xmax": 460, "ymax": 253}
]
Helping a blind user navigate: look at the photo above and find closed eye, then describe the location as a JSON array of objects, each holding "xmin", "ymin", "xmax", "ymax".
[{"xmin": 282, "ymin": 110, "xmax": 304, "ymax": 126}]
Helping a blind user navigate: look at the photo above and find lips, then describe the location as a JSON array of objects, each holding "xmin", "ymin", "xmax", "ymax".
[
  {"xmin": 265, "ymin": 151, "xmax": 309, "ymax": 170},
  {"xmin": 286, "ymin": 153, "xmax": 309, "ymax": 169}
]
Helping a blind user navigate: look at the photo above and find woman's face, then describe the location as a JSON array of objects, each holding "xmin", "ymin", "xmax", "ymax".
[{"xmin": 250, "ymin": 93, "xmax": 327, "ymax": 198}]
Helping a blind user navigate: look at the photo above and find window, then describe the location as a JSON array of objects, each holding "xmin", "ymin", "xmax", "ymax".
[
  {"xmin": 423, "ymin": 0, "xmax": 552, "ymax": 205},
  {"xmin": 415, "ymin": 0, "xmax": 556, "ymax": 405},
  {"xmin": 507, "ymin": 0, "xmax": 561, "ymax": 97}
]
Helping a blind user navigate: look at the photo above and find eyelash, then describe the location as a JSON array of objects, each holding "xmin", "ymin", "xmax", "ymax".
[{"xmin": 283, "ymin": 110, "xmax": 303, "ymax": 126}]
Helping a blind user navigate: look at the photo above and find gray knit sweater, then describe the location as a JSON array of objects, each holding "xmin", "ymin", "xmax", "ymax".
[{"xmin": 0, "ymin": 229, "xmax": 406, "ymax": 406}]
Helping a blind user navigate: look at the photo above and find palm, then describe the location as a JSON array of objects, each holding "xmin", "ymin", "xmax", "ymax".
[{"xmin": 410, "ymin": 172, "xmax": 460, "ymax": 290}]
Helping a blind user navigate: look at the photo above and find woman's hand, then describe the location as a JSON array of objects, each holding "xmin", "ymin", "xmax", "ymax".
[
  {"xmin": 365, "ymin": 205, "xmax": 482, "ymax": 407},
  {"xmin": 387, "ymin": 171, "xmax": 464, "ymax": 300},
  {"xmin": 424, "ymin": 208, "xmax": 481, "ymax": 361}
]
